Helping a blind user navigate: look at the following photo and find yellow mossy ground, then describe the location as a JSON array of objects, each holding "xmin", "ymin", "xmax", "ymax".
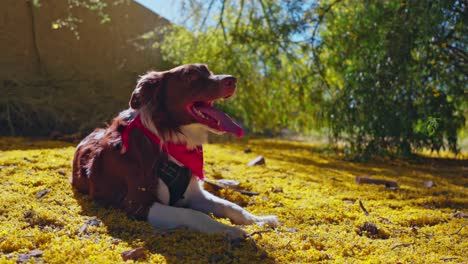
[{"xmin": 0, "ymin": 137, "xmax": 466, "ymax": 263}]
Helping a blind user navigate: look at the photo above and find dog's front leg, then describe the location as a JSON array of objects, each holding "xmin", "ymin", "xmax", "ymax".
[
  {"xmin": 147, "ymin": 202, "xmax": 246, "ymax": 240},
  {"xmin": 187, "ymin": 180, "xmax": 279, "ymax": 227}
]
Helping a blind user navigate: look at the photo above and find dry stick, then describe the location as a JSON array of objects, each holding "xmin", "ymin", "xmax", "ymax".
[
  {"xmin": 359, "ymin": 200, "xmax": 370, "ymax": 216},
  {"xmin": 391, "ymin": 242, "xmax": 415, "ymax": 250},
  {"xmin": 449, "ymin": 224, "xmax": 467, "ymax": 236},
  {"xmin": 413, "ymin": 224, "xmax": 465, "ymax": 239},
  {"xmin": 356, "ymin": 176, "xmax": 399, "ymax": 188},
  {"xmin": 440, "ymin": 257, "xmax": 459, "ymax": 261},
  {"xmin": 247, "ymin": 230, "xmax": 272, "ymax": 238},
  {"xmin": 283, "ymin": 240, "xmax": 293, "ymax": 250},
  {"xmin": 204, "ymin": 179, "xmax": 260, "ymax": 196}
]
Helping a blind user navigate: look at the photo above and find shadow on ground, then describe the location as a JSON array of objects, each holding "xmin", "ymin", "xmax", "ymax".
[
  {"xmin": 72, "ymin": 189, "xmax": 275, "ymax": 263},
  {"xmin": 225, "ymin": 139, "xmax": 468, "ymax": 208},
  {"xmin": 0, "ymin": 137, "xmax": 75, "ymax": 151}
]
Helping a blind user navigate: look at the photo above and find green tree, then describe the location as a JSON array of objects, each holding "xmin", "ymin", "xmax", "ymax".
[
  {"xmin": 160, "ymin": 0, "xmax": 466, "ymax": 156},
  {"xmin": 320, "ymin": 0, "xmax": 466, "ymax": 157}
]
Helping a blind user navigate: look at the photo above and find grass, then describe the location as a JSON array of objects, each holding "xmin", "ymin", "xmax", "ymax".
[{"xmin": 0, "ymin": 137, "xmax": 467, "ymax": 263}]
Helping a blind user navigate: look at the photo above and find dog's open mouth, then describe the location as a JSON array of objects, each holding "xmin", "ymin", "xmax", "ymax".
[{"xmin": 186, "ymin": 101, "xmax": 243, "ymax": 137}]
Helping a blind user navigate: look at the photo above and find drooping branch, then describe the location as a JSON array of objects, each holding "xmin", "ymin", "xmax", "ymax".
[
  {"xmin": 26, "ymin": 0, "xmax": 45, "ymax": 75},
  {"xmin": 200, "ymin": 0, "xmax": 216, "ymax": 30},
  {"xmin": 310, "ymin": 0, "xmax": 343, "ymax": 44},
  {"xmin": 310, "ymin": 0, "xmax": 343, "ymax": 90},
  {"xmin": 257, "ymin": 0, "xmax": 294, "ymax": 58},
  {"xmin": 218, "ymin": 0, "xmax": 228, "ymax": 42},
  {"xmin": 234, "ymin": 0, "xmax": 245, "ymax": 33}
]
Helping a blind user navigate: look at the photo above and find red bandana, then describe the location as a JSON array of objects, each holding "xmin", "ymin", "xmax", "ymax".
[{"xmin": 121, "ymin": 115, "xmax": 204, "ymax": 179}]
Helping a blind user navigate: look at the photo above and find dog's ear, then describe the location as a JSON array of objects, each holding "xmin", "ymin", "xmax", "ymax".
[{"xmin": 130, "ymin": 71, "xmax": 164, "ymax": 109}]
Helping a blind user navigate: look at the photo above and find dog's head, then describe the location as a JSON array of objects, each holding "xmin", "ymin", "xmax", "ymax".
[{"xmin": 129, "ymin": 64, "xmax": 243, "ymax": 146}]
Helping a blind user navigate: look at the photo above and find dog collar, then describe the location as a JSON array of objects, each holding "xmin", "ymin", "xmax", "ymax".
[{"xmin": 121, "ymin": 115, "xmax": 204, "ymax": 179}]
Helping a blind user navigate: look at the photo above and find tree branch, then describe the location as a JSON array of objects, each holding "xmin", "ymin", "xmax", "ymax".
[
  {"xmin": 200, "ymin": 0, "xmax": 216, "ymax": 30},
  {"xmin": 26, "ymin": 0, "xmax": 45, "ymax": 75},
  {"xmin": 257, "ymin": 0, "xmax": 297, "ymax": 60},
  {"xmin": 311, "ymin": 0, "xmax": 343, "ymax": 44},
  {"xmin": 310, "ymin": 0, "xmax": 343, "ymax": 90},
  {"xmin": 234, "ymin": 0, "xmax": 245, "ymax": 33},
  {"xmin": 218, "ymin": 0, "xmax": 228, "ymax": 42}
]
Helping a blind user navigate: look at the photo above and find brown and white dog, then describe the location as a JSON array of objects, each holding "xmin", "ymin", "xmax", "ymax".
[{"xmin": 72, "ymin": 64, "xmax": 278, "ymax": 239}]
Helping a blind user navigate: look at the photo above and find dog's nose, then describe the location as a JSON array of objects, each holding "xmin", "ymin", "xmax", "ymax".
[
  {"xmin": 223, "ymin": 76, "xmax": 236, "ymax": 89},
  {"xmin": 215, "ymin": 75, "xmax": 236, "ymax": 89}
]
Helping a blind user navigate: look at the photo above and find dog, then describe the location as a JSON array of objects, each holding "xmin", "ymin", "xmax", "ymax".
[{"xmin": 72, "ymin": 64, "xmax": 278, "ymax": 239}]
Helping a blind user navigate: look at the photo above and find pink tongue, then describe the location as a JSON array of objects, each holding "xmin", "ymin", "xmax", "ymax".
[{"xmin": 197, "ymin": 106, "xmax": 243, "ymax": 137}]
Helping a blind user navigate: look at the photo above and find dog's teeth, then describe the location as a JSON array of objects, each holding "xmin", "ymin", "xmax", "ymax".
[
  {"xmin": 193, "ymin": 108, "xmax": 203, "ymax": 117},
  {"xmin": 193, "ymin": 107, "xmax": 216, "ymax": 122}
]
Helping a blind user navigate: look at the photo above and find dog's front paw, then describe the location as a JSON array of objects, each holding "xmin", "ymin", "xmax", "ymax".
[
  {"xmin": 255, "ymin": 215, "xmax": 280, "ymax": 228},
  {"xmin": 223, "ymin": 226, "xmax": 247, "ymax": 240}
]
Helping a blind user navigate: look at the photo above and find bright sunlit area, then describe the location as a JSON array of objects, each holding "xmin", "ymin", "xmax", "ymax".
[{"xmin": 1, "ymin": 1, "xmax": 466, "ymax": 263}]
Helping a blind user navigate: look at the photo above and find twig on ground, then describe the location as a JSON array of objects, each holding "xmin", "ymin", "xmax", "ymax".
[
  {"xmin": 204, "ymin": 179, "xmax": 260, "ymax": 196},
  {"xmin": 283, "ymin": 240, "xmax": 293, "ymax": 250},
  {"xmin": 247, "ymin": 230, "xmax": 273, "ymax": 238},
  {"xmin": 391, "ymin": 242, "xmax": 415, "ymax": 250},
  {"xmin": 440, "ymin": 257, "xmax": 459, "ymax": 262},
  {"xmin": 449, "ymin": 224, "xmax": 467, "ymax": 236},
  {"xmin": 410, "ymin": 224, "xmax": 465, "ymax": 239},
  {"xmin": 359, "ymin": 200, "xmax": 370, "ymax": 216},
  {"xmin": 418, "ymin": 233, "xmax": 435, "ymax": 239},
  {"xmin": 356, "ymin": 176, "xmax": 399, "ymax": 189}
]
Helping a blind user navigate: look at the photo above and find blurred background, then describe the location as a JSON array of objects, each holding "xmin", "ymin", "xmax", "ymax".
[{"xmin": 0, "ymin": 0, "xmax": 466, "ymax": 158}]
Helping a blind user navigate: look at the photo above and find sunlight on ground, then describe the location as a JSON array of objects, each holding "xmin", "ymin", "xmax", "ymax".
[{"xmin": 0, "ymin": 138, "xmax": 466, "ymax": 263}]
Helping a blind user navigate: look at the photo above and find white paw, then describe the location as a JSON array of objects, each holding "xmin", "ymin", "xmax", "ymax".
[
  {"xmin": 223, "ymin": 226, "xmax": 247, "ymax": 240},
  {"xmin": 255, "ymin": 215, "xmax": 280, "ymax": 228}
]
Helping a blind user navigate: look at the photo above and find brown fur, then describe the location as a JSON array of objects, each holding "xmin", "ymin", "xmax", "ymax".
[{"xmin": 71, "ymin": 64, "xmax": 237, "ymax": 220}]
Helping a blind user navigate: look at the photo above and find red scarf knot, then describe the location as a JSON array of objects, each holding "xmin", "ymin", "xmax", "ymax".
[{"xmin": 121, "ymin": 115, "xmax": 204, "ymax": 179}]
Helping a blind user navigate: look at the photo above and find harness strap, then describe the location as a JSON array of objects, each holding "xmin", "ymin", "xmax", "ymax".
[{"xmin": 154, "ymin": 160, "xmax": 192, "ymax": 205}]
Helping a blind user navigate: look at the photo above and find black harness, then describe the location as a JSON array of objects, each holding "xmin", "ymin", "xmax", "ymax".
[{"xmin": 154, "ymin": 160, "xmax": 192, "ymax": 205}]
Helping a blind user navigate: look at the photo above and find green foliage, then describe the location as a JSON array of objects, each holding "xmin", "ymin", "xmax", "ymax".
[
  {"xmin": 160, "ymin": 0, "xmax": 466, "ymax": 156},
  {"xmin": 320, "ymin": 0, "xmax": 466, "ymax": 157}
]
